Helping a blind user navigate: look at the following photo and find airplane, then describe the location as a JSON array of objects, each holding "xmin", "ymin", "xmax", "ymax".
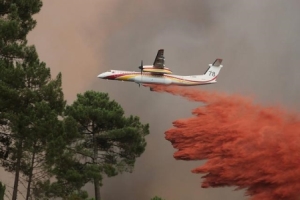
[{"xmin": 97, "ymin": 49, "xmax": 223, "ymax": 90}]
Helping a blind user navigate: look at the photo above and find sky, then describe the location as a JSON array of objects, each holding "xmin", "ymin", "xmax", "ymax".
[{"xmin": 2, "ymin": 0, "xmax": 300, "ymax": 200}]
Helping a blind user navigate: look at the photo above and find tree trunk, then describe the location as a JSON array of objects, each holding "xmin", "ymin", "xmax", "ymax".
[
  {"xmin": 12, "ymin": 140, "xmax": 23, "ymax": 200},
  {"xmin": 93, "ymin": 132, "xmax": 101, "ymax": 200},
  {"xmin": 25, "ymin": 144, "xmax": 36, "ymax": 200},
  {"xmin": 94, "ymin": 178, "xmax": 101, "ymax": 200},
  {"xmin": 0, "ymin": 182, "xmax": 5, "ymax": 200}
]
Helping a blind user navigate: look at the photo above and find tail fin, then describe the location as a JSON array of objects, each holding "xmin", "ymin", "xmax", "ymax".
[
  {"xmin": 203, "ymin": 58, "xmax": 223, "ymax": 79},
  {"xmin": 212, "ymin": 58, "xmax": 222, "ymax": 67}
]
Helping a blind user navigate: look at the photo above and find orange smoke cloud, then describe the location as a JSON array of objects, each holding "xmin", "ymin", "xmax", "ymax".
[{"xmin": 149, "ymin": 85, "xmax": 300, "ymax": 200}]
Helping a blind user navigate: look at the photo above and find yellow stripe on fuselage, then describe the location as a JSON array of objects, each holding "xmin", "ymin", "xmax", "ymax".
[
  {"xmin": 115, "ymin": 74, "xmax": 138, "ymax": 81},
  {"xmin": 143, "ymin": 68, "xmax": 172, "ymax": 74}
]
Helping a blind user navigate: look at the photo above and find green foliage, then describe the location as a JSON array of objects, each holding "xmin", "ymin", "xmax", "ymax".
[
  {"xmin": 33, "ymin": 179, "xmax": 94, "ymax": 200},
  {"xmin": 64, "ymin": 191, "xmax": 95, "ymax": 200},
  {"xmin": 65, "ymin": 90, "xmax": 149, "ymax": 173},
  {"xmin": 0, "ymin": 1, "xmax": 70, "ymax": 200},
  {"xmin": 0, "ymin": 0, "xmax": 42, "ymax": 60},
  {"xmin": 151, "ymin": 196, "xmax": 166, "ymax": 200},
  {"xmin": 0, "ymin": 47, "xmax": 66, "ymax": 197},
  {"xmin": 48, "ymin": 91, "xmax": 149, "ymax": 199}
]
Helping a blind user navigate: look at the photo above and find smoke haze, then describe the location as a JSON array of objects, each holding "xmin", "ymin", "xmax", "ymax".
[{"xmin": 1, "ymin": 0, "xmax": 300, "ymax": 200}]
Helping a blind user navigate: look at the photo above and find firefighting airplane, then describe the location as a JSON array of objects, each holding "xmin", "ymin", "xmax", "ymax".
[{"xmin": 97, "ymin": 49, "xmax": 223, "ymax": 89}]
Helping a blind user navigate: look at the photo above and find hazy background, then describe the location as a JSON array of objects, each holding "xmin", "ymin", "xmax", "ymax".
[{"xmin": 1, "ymin": 0, "xmax": 300, "ymax": 199}]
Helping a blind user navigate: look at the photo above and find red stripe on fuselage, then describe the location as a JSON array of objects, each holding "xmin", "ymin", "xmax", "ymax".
[{"xmin": 164, "ymin": 74, "xmax": 218, "ymax": 83}]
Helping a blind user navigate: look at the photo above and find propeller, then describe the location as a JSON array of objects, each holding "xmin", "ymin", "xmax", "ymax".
[
  {"xmin": 138, "ymin": 60, "xmax": 144, "ymax": 74},
  {"xmin": 138, "ymin": 60, "xmax": 143, "ymax": 87}
]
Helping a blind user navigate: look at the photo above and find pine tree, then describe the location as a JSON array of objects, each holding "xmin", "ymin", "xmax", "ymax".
[
  {"xmin": 51, "ymin": 91, "xmax": 150, "ymax": 200},
  {"xmin": 0, "ymin": 1, "xmax": 68, "ymax": 200}
]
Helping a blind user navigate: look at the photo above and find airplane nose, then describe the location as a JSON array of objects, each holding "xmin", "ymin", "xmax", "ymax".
[{"xmin": 97, "ymin": 73, "xmax": 105, "ymax": 78}]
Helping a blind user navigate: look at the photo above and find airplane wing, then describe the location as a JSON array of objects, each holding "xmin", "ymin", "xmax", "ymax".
[{"xmin": 153, "ymin": 49, "xmax": 165, "ymax": 68}]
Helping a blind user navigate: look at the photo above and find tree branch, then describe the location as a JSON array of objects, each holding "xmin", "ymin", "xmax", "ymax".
[{"xmin": 66, "ymin": 147, "xmax": 93, "ymax": 160}]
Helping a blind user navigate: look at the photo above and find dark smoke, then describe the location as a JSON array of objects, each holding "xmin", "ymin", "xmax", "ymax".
[{"xmin": 149, "ymin": 85, "xmax": 300, "ymax": 200}]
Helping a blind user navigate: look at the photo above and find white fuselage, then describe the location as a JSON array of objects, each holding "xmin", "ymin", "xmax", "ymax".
[{"xmin": 97, "ymin": 69, "xmax": 218, "ymax": 86}]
